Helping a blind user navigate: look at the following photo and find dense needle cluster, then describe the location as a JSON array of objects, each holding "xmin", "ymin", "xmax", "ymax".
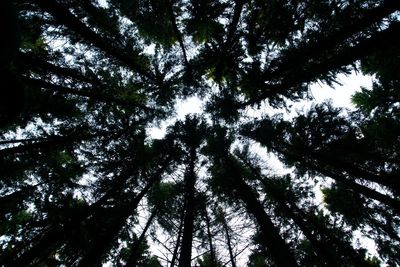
[{"xmin": 0, "ymin": 0, "xmax": 399, "ymax": 266}]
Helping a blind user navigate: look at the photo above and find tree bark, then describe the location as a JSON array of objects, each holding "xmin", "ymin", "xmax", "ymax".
[
  {"xmin": 178, "ymin": 147, "xmax": 197, "ymax": 267},
  {"xmin": 203, "ymin": 205, "xmax": 216, "ymax": 266},
  {"xmin": 232, "ymin": 175, "xmax": 299, "ymax": 267},
  {"xmin": 221, "ymin": 212, "xmax": 236, "ymax": 267},
  {"xmin": 77, "ymin": 160, "xmax": 172, "ymax": 267},
  {"xmin": 170, "ymin": 209, "xmax": 185, "ymax": 267},
  {"xmin": 125, "ymin": 211, "xmax": 156, "ymax": 267}
]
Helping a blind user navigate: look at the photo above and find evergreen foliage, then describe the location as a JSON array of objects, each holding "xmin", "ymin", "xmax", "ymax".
[{"xmin": 1, "ymin": 0, "xmax": 399, "ymax": 266}]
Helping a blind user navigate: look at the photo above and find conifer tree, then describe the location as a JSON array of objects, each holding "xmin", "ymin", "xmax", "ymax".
[{"xmin": 1, "ymin": 0, "xmax": 399, "ymax": 266}]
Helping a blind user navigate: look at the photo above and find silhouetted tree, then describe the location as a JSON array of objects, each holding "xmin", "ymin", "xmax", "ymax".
[{"xmin": 1, "ymin": 0, "xmax": 399, "ymax": 266}]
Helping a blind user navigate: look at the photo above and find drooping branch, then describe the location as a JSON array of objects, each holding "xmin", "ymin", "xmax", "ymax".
[
  {"xmin": 23, "ymin": 76, "xmax": 159, "ymax": 112},
  {"xmin": 236, "ymin": 21, "xmax": 400, "ymax": 109},
  {"xmin": 36, "ymin": 0, "xmax": 156, "ymax": 82}
]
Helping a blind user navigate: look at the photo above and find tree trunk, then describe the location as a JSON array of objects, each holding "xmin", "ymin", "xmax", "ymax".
[
  {"xmin": 310, "ymin": 149, "xmax": 400, "ymax": 193},
  {"xmin": 237, "ymin": 156, "xmax": 338, "ymax": 267},
  {"xmin": 77, "ymin": 161, "xmax": 171, "ymax": 267},
  {"xmin": 225, "ymin": 159, "xmax": 299, "ymax": 267},
  {"xmin": 6, "ymin": 158, "xmax": 171, "ymax": 267},
  {"xmin": 266, "ymin": 0, "xmax": 400, "ymax": 81},
  {"xmin": 221, "ymin": 212, "xmax": 236, "ymax": 267},
  {"xmin": 17, "ymin": 52, "xmax": 96, "ymax": 84},
  {"xmin": 301, "ymin": 209, "xmax": 374, "ymax": 267},
  {"xmin": 178, "ymin": 147, "xmax": 197, "ymax": 267},
  {"xmin": 125, "ymin": 211, "xmax": 156, "ymax": 267},
  {"xmin": 170, "ymin": 209, "xmax": 185, "ymax": 267},
  {"xmin": 203, "ymin": 205, "xmax": 216, "ymax": 266},
  {"xmin": 0, "ymin": 129, "xmax": 118, "ymax": 158}
]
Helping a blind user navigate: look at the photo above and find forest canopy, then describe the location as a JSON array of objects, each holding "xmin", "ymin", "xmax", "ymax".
[{"xmin": 1, "ymin": 0, "xmax": 399, "ymax": 266}]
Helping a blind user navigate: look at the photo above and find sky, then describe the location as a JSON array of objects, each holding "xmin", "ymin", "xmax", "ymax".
[
  {"xmin": 149, "ymin": 71, "xmax": 374, "ymax": 139},
  {"xmin": 145, "ymin": 72, "xmax": 381, "ymax": 264}
]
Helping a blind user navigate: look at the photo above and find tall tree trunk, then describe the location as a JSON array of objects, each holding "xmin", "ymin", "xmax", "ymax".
[
  {"xmin": 301, "ymin": 209, "xmax": 374, "ymax": 267},
  {"xmin": 6, "ymin": 158, "xmax": 172, "ymax": 267},
  {"xmin": 178, "ymin": 147, "xmax": 197, "ymax": 267},
  {"xmin": 0, "ymin": 137, "xmax": 52, "ymax": 146},
  {"xmin": 309, "ymin": 149, "xmax": 400, "ymax": 192},
  {"xmin": 232, "ymin": 175, "xmax": 299, "ymax": 266},
  {"xmin": 166, "ymin": 0, "xmax": 189, "ymax": 69},
  {"xmin": 170, "ymin": 209, "xmax": 185, "ymax": 267},
  {"xmin": 17, "ymin": 52, "xmax": 96, "ymax": 84},
  {"xmin": 225, "ymin": 0, "xmax": 245, "ymax": 46},
  {"xmin": 237, "ymin": 153, "xmax": 398, "ymax": 266},
  {"xmin": 221, "ymin": 212, "xmax": 236, "ymax": 267},
  {"xmin": 266, "ymin": 0, "xmax": 400, "ymax": 80},
  {"xmin": 77, "ymin": 161, "xmax": 172, "ymax": 267},
  {"xmin": 237, "ymin": 161, "xmax": 338, "ymax": 266},
  {"xmin": 203, "ymin": 205, "xmax": 216, "ymax": 266},
  {"xmin": 125, "ymin": 211, "xmax": 156, "ymax": 267}
]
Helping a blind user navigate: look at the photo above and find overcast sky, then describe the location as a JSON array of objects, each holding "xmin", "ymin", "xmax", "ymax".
[{"xmin": 149, "ymin": 71, "xmax": 373, "ymax": 139}]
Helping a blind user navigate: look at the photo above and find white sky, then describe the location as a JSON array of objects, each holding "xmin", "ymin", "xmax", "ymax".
[
  {"xmin": 149, "ymin": 71, "xmax": 374, "ymax": 139},
  {"xmin": 146, "ymin": 71, "xmax": 381, "ymax": 264}
]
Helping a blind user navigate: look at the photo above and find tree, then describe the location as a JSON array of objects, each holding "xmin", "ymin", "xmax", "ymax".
[{"xmin": 1, "ymin": 0, "xmax": 399, "ymax": 266}]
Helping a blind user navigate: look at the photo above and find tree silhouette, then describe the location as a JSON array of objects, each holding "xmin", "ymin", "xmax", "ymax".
[{"xmin": 1, "ymin": 0, "xmax": 399, "ymax": 266}]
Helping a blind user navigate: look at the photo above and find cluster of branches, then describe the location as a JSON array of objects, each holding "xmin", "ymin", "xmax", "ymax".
[{"xmin": 0, "ymin": 0, "xmax": 399, "ymax": 266}]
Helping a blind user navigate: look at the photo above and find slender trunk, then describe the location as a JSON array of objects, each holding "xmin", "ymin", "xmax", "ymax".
[
  {"xmin": 7, "ymin": 158, "xmax": 172, "ymax": 267},
  {"xmin": 225, "ymin": 0, "xmax": 245, "ymax": 46},
  {"xmin": 286, "ymin": 208, "xmax": 338, "ymax": 266},
  {"xmin": 221, "ymin": 213, "xmax": 236, "ymax": 267},
  {"xmin": 247, "ymin": 161, "xmax": 374, "ymax": 267},
  {"xmin": 301, "ymin": 209, "xmax": 374, "ymax": 267},
  {"xmin": 0, "ymin": 133, "xmax": 98, "ymax": 158},
  {"xmin": 178, "ymin": 147, "xmax": 197, "ymax": 267},
  {"xmin": 125, "ymin": 212, "xmax": 156, "ymax": 267},
  {"xmin": 203, "ymin": 206, "xmax": 216, "ymax": 266},
  {"xmin": 310, "ymin": 149, "xmax": 400, "ymax": 192},
  {"xmin": 166, "ymin": 0, "xmax": 189, "ymax": 69},
  {"xmin": 77, "ymin": 161, "xmax": 171, "ymax": 267},
  {"xmin": 222, "ymin": 155, "xmax": 298, "ymax": 267},
  {"xmin": 309, "ymin": 161, "xmax": 400, "ymax": 213},
  {"xmin": 170, "ymin": 206, "xmax": 185, "ymax": 267},
  {"xmin": 237, "ymin": 156, "xmax": 338, "ymax": 266},
  {"xmin": 0, "ymin": 137, "xmax": 55, "ymax": 146},
  {"xmin": 234, "ymin": 176, "xmax": 298, "ymax": 266}
]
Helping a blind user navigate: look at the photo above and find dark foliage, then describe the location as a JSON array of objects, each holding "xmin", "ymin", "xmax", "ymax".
[{"xmin": 1, "ymin": 0, "xmax": 399, "ymax": 266}]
